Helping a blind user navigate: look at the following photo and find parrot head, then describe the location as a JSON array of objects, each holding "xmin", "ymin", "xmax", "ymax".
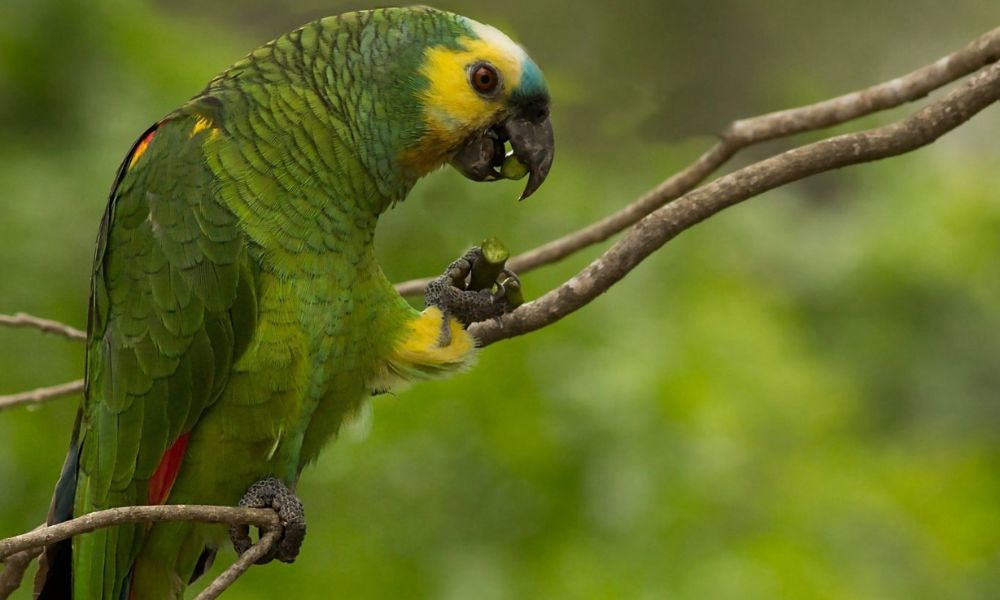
[{"xmin": 400, "ymin": 11, "xmax": 554, "ymax": 200}]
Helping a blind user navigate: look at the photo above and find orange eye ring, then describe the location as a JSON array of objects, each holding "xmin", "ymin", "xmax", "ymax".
[{"xmin": 470, "ymin": 63, "xmax": 499, "ymax": 95}]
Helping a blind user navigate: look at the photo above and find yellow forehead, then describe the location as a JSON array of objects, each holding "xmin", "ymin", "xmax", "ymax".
[{"xmin": 419, "ymin": 28, "xmax": 526, "ymax": 134}]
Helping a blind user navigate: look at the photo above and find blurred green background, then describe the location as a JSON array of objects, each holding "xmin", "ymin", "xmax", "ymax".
[{"xmin": 2, "ymin": 1, "xmax": 999, "ymax": 598}]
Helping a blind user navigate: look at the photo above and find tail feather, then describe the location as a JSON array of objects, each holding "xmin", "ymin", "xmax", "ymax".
[{"xmin": 34, "ymin": 409, "xmax": 83, "ymax": 599}]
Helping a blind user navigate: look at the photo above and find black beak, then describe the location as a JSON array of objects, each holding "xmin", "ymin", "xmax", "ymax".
[{"xmin": 449, "ymin": 101, "xmax": 554, "ymax": 200}]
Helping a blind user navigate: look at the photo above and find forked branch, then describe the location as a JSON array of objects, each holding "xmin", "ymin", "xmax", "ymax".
[
  {"xmin": 471, "ymin": 61, "xmax": 1000, "ymax": 345},
  {"xmin": 395, "ymin": 26, "xmax": 1000, "ymax": 296},
  {"xmin": 0, "ymin": 505, "xmax": 280, "ymax": 600}
]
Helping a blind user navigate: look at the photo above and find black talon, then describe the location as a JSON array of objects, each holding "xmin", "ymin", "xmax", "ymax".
[
  {"xmin": 229, "ymin": 476, "xmax": 306, "ymax": 565},
  {"xmin": 492, "ymin": 281, "xmax": 507, "ymax": 302},
  {"xmin": 500, "ymin": 268, "xmax": 521, "ymax": 288}
]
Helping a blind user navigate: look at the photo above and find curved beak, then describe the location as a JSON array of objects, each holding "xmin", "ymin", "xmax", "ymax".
[
  {"xmin": 449, "ymin": 102, "xmax": 555, "ymax": 200},
  {"xmin": 506, "ymin": 111, "xmax": 554, "ymax": 200}
]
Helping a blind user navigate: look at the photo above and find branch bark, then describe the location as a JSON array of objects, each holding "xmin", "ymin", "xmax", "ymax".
[
  {"xmin": 0, "ymin": 312, "xmax": 86, "ymax": 341},
  {"xmin": 0, "ymin": 505, "xmax": 277, "ymax": 560},
  {"xmin": 0, "ymin": 527, "xmax": 42, "ymax": 600},
  {"xmin": 0, "ymin": 380, "xmax": 84, "ymax": 412},
  {"xmin": 193, "ymin": 528, "xmax": 281, "ymax": 600},
  {"xmin": 471, "ymin": 60, "xmax": 1000, "ymax": 346},
  {"xmin": 0, "ymin": 311, "xmax": 86, "ymax": 412}
]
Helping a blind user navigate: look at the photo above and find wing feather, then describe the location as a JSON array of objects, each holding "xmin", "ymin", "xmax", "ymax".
[{"xmin": 69, "ymin": 105, "xmax": 256, "ymax": 599}]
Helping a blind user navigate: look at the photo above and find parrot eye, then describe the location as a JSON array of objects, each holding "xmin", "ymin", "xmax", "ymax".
[{"xmin": 470, "ymin": 63, "xmax": 500, "ymax": 95}]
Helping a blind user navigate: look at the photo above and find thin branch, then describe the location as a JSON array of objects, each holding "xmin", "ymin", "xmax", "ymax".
[
  {"xmin": 0, "ymin": 505, "xmax": 278, "ymax": 560},
  {"xmin": 0, "ymin": 549, "xmax": 39, "ymax": 600},
  {"xmin": 0, "ymin": 379, "xmax": 84, "ymax": 412},
  {"xmin": 0, "ymin": 527, "xmax": 42, "ymax": 600},
  {"xmin": 194, "ymin": 529, "xmax": 281, "ymax": 600},
  {"xmin": 0, "ymin": 312, "xmax": 85, "ymax": 341},
  {"xmin": 471, "ymin": 61, "xmax": 1000, "ymax": 346},
  {"xmin": 394, "ymin": 26, "xmax": 1000, "ymax": 297},
  {"xmin": 0, "ymin": 312, "xmax": 86, "ymax": 411}
]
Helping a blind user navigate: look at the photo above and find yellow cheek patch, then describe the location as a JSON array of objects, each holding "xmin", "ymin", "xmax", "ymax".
[
  {"xmin": 421, "ymin": 37, "xmax": 521, "ymax": 134},
  {"xmin": 402, "ymin": 20, "xmax": 531, "ymax": 176},
  {"xmin": 419, "ymin": 36, "xmax": 522, "ymax": 131},
  {"xmin": 401, "ymin": 37, "xmax": 521, "ymax": 175},
  {"xmin": 420, "ymin": 35, "xmax": 524, "ymax": 132}
]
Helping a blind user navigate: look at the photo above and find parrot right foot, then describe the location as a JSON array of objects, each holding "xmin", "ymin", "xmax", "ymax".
[
  {"xmin": 229, "ymin": 477, "xmax": 306, "ymax": 564},
  {"xmin": 425, "ymin": 246, "xmax": 518, "ymax": 344}
]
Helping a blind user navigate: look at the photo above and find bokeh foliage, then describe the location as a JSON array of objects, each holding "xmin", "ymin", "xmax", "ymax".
[{"xmin": 1, "ymin": 1, "xmax": 998, "ymax": 598}]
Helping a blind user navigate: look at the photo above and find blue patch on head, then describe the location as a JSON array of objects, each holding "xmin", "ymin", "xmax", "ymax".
[{"xmin": 516, "ymin": 57, "xmax": 548, "ymax": 101}]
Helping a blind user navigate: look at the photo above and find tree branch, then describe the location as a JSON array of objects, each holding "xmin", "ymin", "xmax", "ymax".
[
  {"xmin": 0, "ymin": 505, "xmax": 280, "ymax": 600},
  {"xmin": 471, "ymin": 60, "xmax": 1000, "ymax": 346},
  {"xmin": 193, "ymin": 528, "xmax": 281, "ymax": 600},
  {"xmin": 0, "ymin": 527, "xmax": 42, "ymax": 600},
  {"xmin": 0, "ymin": 505, "xmax": 277, "ymax": 560},
  {"xmin": 0, "ymin": 379, "xmax": 84, "ymax": 412},
  {"xmin": 0, "ymin": 312, "xmax": 86, "ymax": 341},
  {"xmin": 0, "ymin": 311, "xmax": 86, "ymax": 412},
  {"xmin": 0, "ymin": 550, "xmax": 38, "ymax": 600},
  {"xmin": 394, "ymin": 26, "xmax": 1000, "ymax": 297}
]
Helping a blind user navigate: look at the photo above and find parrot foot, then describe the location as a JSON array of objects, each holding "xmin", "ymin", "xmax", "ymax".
[
  {"xmin": 425, "ymin": 247, "xmax": 519, "ymax": 344},
  {"xmin": 229, "ymin": 477, "xmax": 306, "ymax": 565}
]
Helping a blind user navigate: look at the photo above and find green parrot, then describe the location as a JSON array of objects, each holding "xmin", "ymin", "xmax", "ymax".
[{"xmin": 34, "ymin": 7, "xmax": 553, "ymax": 599}]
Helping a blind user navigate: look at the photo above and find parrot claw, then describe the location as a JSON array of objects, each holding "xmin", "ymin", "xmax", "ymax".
[
  {"xmin": 425, "ymin": 246, "xmax": 518, "ymax": 337},
  {"xmin": 491, "ymin": 270, "xmax": 521, "ymax": 303},
  {"xmin": 499, "ymin": 268, "xmax": 521, "ymax": 291},
  {"xmin": 491, "ymin": 282, "xmax": 507, "ymax": 303},
  {"xmin": 229, "ymin": 477, "xmax": 306, "ymax": 565}
]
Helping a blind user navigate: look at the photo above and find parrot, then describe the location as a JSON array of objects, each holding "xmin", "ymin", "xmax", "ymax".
[{"xmin": 34, "ymin": 6, "xmax": 553, "ymax": 599}]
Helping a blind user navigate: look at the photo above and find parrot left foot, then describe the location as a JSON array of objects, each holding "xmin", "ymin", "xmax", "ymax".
[
  {"xmin": 229, "ymin": 477, "xmax": 306, "ymax": 564},
  {"xmin": 425, "ymin": 247, "xmax": 520, "ymax": 344}
]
